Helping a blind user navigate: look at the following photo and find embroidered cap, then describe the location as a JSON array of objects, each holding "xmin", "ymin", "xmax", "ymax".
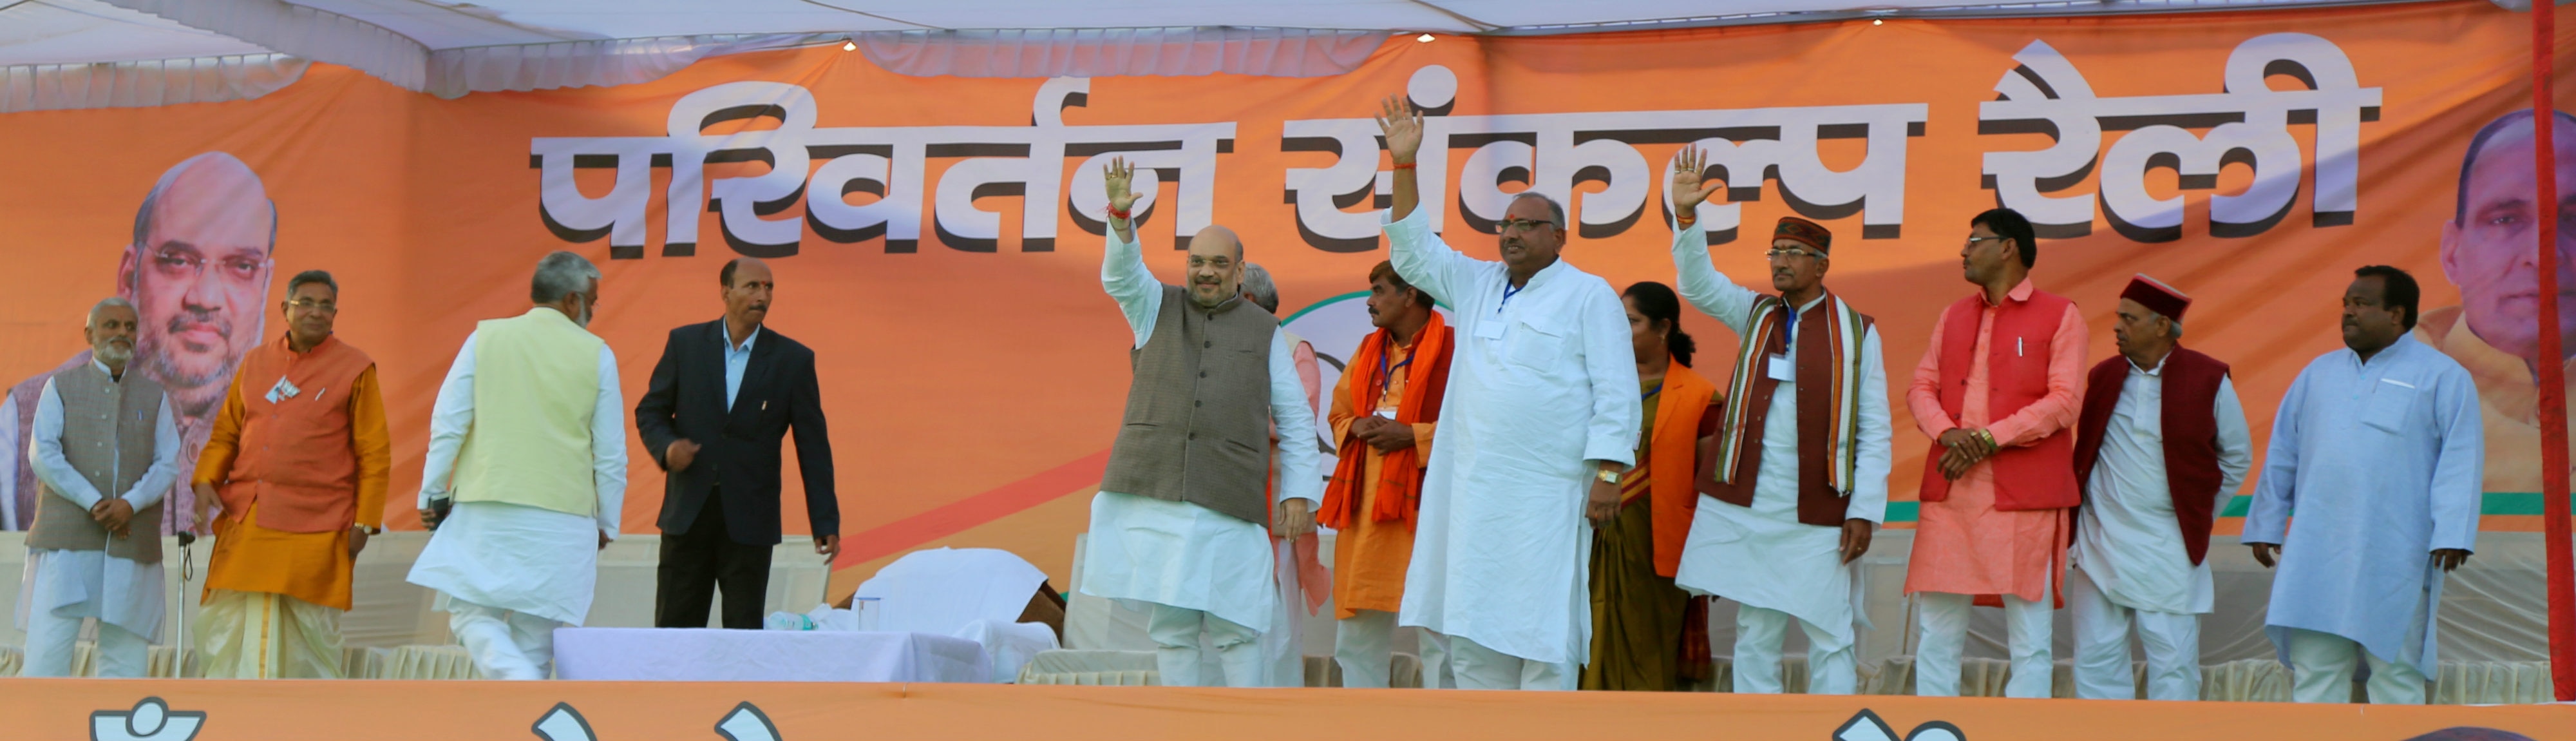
[
  {"xmin": 2121, "ymin": 273, "xmax": 2191, "ymax": 321},
  {"xmin": 1772, "ymin": 217, "xmax": 1832, "ymax": 254}
]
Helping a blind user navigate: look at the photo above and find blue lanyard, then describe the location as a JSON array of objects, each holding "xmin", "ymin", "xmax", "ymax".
[
  {"xmin": 1499, "ymin": 279, "xmax": 1526, "ymax": 313},
  {"xmin": 1776, "ymin": 301, "xmax": 1800, "ymax": 349},
  {"xmin": 1642, "ymin": 382, "xmax": 1663, "ymax": 401},
  {"xmin": 1376, "ymin": 340, "xmax": 1414, "ymax": 397}
]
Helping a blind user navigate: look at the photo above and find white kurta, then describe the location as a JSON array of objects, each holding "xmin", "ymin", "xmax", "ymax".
[
  {"xmin": 1383, "ymin": 209, "xmax": 1639, "ymax": 666},
  {"xmin": 2070, "ymin": 358, "xmax": 2253, "ymax": 615},
  {"xmin": 1, "ymin": 392, "xmax": 19, "ymax": 530},
  {"xmin": 405, "ymin": 332, "xmax": 626, "ymax": 626},
  {"xmin": 2244, "ymin": 334, "xmax": 2481, "ymax": 677},
  {"xmin": 1077, "ymin": 227, "xmax": 1321, "ymax": 635},
  {"xmin": 1663, "ymin": 224, "xmax": 1891, "ymax": 642},
  {"xmin": 17, "ymin": 363, "xmax": 181, "ymax": 639}
]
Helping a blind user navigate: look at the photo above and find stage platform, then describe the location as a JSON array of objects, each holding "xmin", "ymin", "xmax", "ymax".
[{"xmin": 8, "ymin": 678, "xmax": 2570, "ymax": 740}]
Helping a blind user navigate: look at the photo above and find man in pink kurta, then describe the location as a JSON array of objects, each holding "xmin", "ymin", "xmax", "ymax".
[{"xmin": 1904, "ymin": 208, "xmax": 2086, "ymax": 698}]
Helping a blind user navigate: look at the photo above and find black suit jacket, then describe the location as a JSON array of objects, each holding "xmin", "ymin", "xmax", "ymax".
[{"xmin": 635, "ymin": 320, "xmax": 838, "ymax": 545}]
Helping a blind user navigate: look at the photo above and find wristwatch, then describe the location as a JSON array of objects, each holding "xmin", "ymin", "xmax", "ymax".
[
  {"xmin": 355, "ymin": 524, "xmax": 383, "ymax": 535},
  {"xmin": 1595, "ymin": 467, "xmax": 1622, "ymax": 485}
]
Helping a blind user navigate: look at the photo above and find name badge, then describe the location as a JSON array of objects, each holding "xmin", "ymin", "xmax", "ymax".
[
  {"xmin": 1473, "ymin": 318, "xmax": 1507, "ymax": 341},
  {"xmin": 265, "ymin": 376, "xmax": 301, "ymax": 404},
  {"xmin": 1766, "ymin": 353, "xmax": 1795, "ymax": 381},
  {"xmin": 1376, "ymin": 409, "xmax": 1397, "ymax": 419}
]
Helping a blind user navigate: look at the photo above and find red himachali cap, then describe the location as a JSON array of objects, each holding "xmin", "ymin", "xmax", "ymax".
[{"xmin": 2121, "ymin": 273, "xmax": 2190, "ymax": 320}]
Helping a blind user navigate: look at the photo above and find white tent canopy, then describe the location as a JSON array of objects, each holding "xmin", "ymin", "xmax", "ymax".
[{"xmin": 0, "ymin": 0, "xmax": 2434, "ymax": 111}]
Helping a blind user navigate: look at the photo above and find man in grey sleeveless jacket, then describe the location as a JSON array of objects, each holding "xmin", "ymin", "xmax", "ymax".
[
  {"xmin": 20, "ymin": 298, "xmax": 182, "ymax": 677},
  {"xmin": 1077, "ymin": 157, "xmax": 1322, "ymax": 688}
]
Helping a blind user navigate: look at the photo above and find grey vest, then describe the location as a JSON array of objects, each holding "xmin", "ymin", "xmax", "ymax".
[
  {"xmin": 28, "ymin": 363, "xmax": 166, "ymax": 564},
  {"xmin": 1100, "ymin": 285, "xmax": 1278, "ymax": 524}
]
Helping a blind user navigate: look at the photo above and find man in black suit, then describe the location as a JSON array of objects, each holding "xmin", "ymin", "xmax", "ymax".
[{"xmin": 636, "ymin": 256, "xmax": 840, "ymax": 629}]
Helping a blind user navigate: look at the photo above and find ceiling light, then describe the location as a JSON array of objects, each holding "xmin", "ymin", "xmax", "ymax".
[
  {"xmin": 1417, "ymin": 34, "xmax": 1435, "ymax": 43},
  {"xmin": 842, "ymin": 40, "xmax": 857, "ymax": 51},
  {"xmin": 1871, "ymin": 19, "xmax": 1883, "ymax": 25}
]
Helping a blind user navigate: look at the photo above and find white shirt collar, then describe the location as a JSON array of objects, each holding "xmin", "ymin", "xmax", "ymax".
[{"xmin": 2127, "ymin": 352, "xmax": 2168, "ymax": 378}]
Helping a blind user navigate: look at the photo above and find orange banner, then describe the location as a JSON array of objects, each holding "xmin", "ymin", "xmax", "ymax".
[
  {"xmin": 3, "ymin": 1, "xmax": 2572, "ymax": 587},
  {"xmin": 8, "ymin": 680, "xmax": 2571, "ymax": 740}
]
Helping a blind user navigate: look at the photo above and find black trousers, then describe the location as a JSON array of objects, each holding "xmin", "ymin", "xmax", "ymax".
[{"xmin": 654, "ymin": 489, "xmax": 774, "ymax": 630}]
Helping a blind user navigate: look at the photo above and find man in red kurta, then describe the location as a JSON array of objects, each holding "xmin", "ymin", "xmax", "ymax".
[{"xmin": 1904, "ymin": 208, "xmax": 2087, "ymax": 698}]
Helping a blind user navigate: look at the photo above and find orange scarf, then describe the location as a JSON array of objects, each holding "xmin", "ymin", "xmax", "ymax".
[{"xmin": 1319, "ymin": 313, "xmax": 1453, "ymax": 530}]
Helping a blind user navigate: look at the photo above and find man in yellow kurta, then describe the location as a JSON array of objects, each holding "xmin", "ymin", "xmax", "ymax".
[
  {"xmin": 191, "ymin": 270, "xmax": 390, "ymax": 678},
  {"xmin": 1321, "ymin": 262, "xmax": 1450, "ymax": 688}
]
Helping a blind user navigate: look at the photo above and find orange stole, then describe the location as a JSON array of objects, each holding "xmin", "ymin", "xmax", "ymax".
[
  {"xmin": 1647, "ymin": 363, "xmax": 1720, "ymax": 579},
  {"xmin": 1320, "ymin": 314, "xmax": 1452, "ymax": 529}
]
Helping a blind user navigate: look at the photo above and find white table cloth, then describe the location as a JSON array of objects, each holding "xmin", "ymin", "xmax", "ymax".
[{"xmin": 553, "ymin": 628, "xmax": 990, "ymax": 682}]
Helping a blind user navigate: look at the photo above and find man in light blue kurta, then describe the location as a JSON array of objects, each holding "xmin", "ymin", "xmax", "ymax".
[
  {"xmin": 1376, "ymin": 95, "xmax": 1640, "ymax": 691},
  {"xmin": 1077, "ymin": 159, "xmax": 1321, "ymax": 688},
  {"xmin": 2244, "ymin": 266, "xmax": 2481, "ymax": 705}
]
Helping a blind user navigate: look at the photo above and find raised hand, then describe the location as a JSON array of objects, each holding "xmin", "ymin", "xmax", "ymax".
[
  {"xmin": 1377, "ymin": 95, "xmax": 1424, "ymax": 165},
  {"xmin": 1103, "ymin": 156, "xmax": 1140, "ymax": 215},
  {"xmin": 1670, "ymin": 146, "xmax": 1722, "ymax": 218}
]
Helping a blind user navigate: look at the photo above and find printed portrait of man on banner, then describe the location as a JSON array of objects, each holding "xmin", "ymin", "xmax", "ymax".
[
  {"xmin": 2419, "ymin": 109, "xmax": 2576, "ymax": 496},
  {"xmin": 0, "ymin": 151, "xmax": 276, "ymax": 534}
]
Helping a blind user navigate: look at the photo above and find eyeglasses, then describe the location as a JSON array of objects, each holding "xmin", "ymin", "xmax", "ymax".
[
  {"xmin": 1964, "ymin": 235, "xmax": 2006, "ymax": 248},
  {"xmin": 1496, "ymin": 218, "xmax": 1558, "ymax": 234},
  {"xmin": 1765, "ymin": 248, "xmax": 1823, "ymax": 261},
  {"xmin": 286, "ymin": 298, "xmax": 337, "ymax": 313}
]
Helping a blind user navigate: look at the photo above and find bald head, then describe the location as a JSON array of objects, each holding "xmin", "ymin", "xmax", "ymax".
[
  {"xmin": 135, "ymin": 152, "xmax": 274, "ymax": 255},
  {"xmin": 1182, "ymin": 225, "xmax": 1247, "ymax": 309},
  {"xmin": 1190, "ymin": 225, "xmax": 1244, "ymax": 261},
  {"xmin": 721, "ymin": 256, "xmax": 770, "ymax": 288}
]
